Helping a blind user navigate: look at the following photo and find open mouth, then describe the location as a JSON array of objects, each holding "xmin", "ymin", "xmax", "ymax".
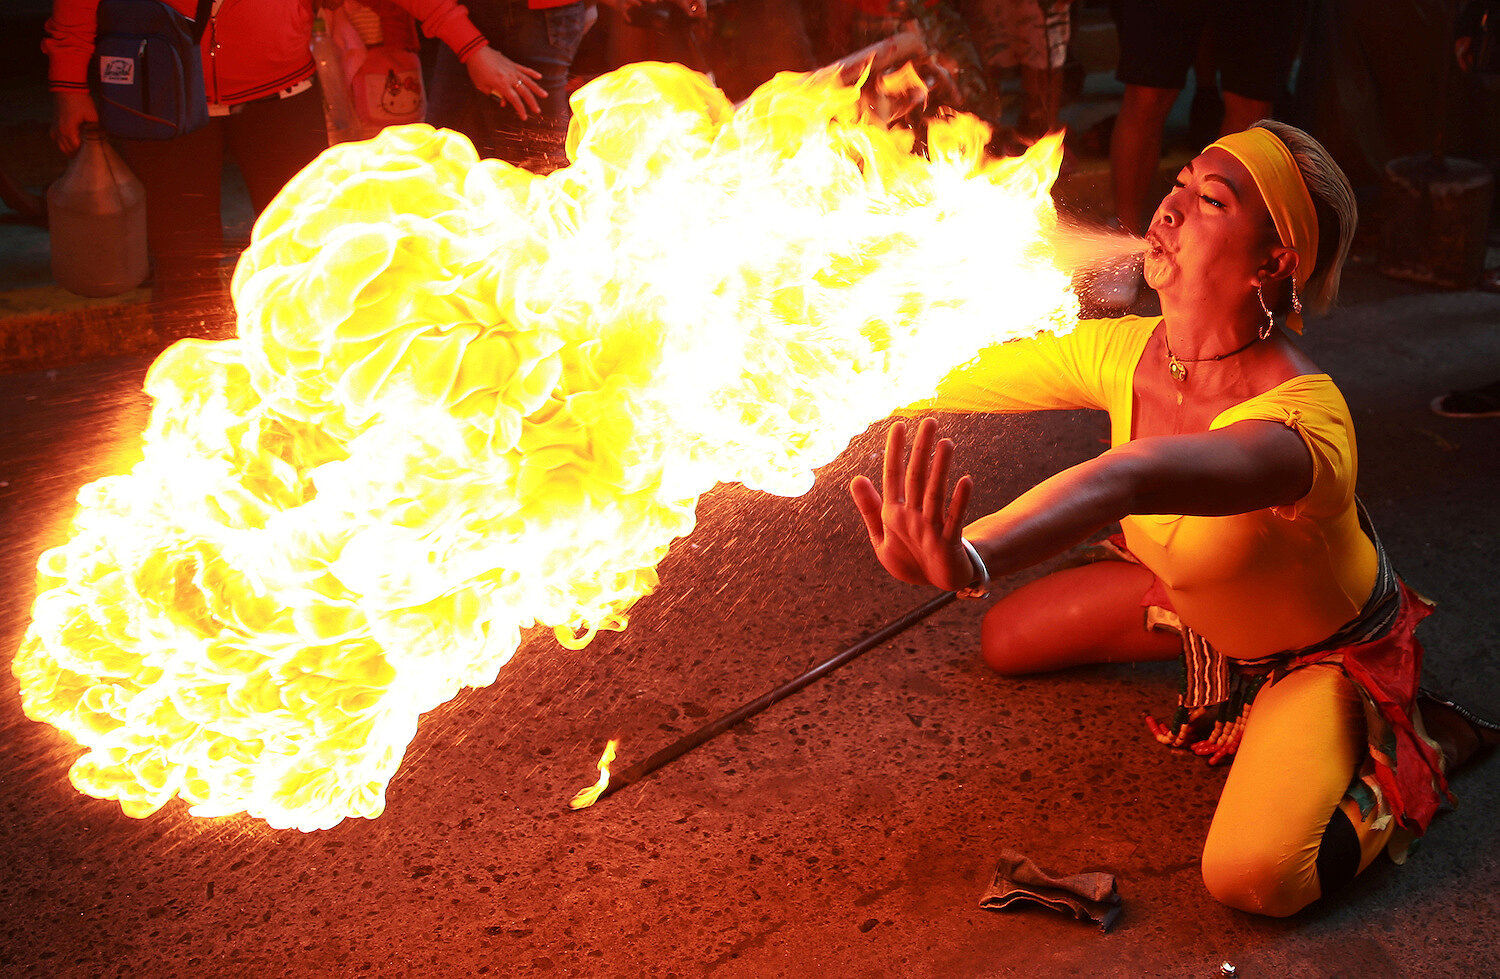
[{"xmin": 1145, "ymin": 232, "xmax": 1169, "ymax": 256}]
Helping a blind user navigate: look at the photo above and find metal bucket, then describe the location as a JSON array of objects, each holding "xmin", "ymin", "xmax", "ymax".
[{"xmin": 1378, "ymin": 154, "xmax": 1495, "ymax": 290}]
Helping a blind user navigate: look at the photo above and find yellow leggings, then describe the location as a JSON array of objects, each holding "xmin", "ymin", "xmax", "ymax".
[{"xmin": 1202, "ymin": 663, "xmax": 1394, "ymax": 917}]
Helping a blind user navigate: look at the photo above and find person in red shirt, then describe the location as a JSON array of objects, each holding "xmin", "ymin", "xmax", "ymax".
[{"xmin": 45, "ymin": 0, "xmax": 527, "ymax": 338}]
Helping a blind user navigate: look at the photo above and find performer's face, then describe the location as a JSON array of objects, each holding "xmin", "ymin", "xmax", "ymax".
[{"xmin": 1143, "ymin": 147, "xmax": 1280, "ymax": 298}]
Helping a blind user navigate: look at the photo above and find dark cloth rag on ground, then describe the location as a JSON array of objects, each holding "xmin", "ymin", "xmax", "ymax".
[{"xmin": 979, "ymin": 850, "xmax": 1123, "ymax": 933}]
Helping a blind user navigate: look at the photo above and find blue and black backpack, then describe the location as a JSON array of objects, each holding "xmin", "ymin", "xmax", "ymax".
[{"xmin": 90, "ymin": 0, "xmax": 213, "ymax": 140}]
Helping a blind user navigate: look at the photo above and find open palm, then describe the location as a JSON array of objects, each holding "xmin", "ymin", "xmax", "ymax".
[{"xmin": 849, "ymin": 418, "xmax": 976, "ymax": 591}]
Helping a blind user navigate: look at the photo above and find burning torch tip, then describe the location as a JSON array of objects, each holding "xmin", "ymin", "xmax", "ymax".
[
  {"xmin": 568, "ymin": 738, "xmax": 620, "ymax": 811},
  {"xmin": 567, "ymin": 792, "xmax": 600, "ymax": 811}
]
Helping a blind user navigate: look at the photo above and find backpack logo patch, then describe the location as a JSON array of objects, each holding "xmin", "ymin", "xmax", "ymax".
[{"xmin": 99, "ymin": 56, "xmax": 136, "ymax": 85}]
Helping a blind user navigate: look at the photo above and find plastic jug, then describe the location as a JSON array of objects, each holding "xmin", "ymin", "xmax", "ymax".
[{"xmin": 46, "ymin": 123, "xmax": 149, "ymax": 298}]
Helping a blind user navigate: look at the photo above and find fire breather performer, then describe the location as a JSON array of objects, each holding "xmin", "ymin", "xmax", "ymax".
[{"xmin": 851, "ymin": 120, "xmax": 1500, "ymax": 916}]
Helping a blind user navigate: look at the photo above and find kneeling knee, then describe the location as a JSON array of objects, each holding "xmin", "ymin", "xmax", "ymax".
[
  {"xmin": 1201, "ymin": 842, "xmax": 1317, "ymax": 918},
  {"xmin": 980, "ymin": 626, "xmax": 1021, "ymax": 676},
  {"xmin": 980, "ymin": 608, "xmax": 1040, "ymax": 676}
]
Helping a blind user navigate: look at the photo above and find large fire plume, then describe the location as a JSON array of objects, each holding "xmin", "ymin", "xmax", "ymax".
[{"xmin": 14, "ymin": 62, "xmax": 1076, "ymax": 830}]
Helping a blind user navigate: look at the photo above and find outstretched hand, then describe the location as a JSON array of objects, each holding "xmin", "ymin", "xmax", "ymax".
[
  {"xmin": 466, "ymin": 47, "xmax": 547, "ymax": 122},
  {"xmin": 622, "ymin": 0, "xmax": 709, "ymax": 20},
  {"xmin": 849, "ymin": 417, "xmax": 977, "ymax": 591}
]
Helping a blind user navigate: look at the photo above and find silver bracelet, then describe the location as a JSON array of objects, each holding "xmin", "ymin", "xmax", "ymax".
[{"xmin": 957, "ymin": 537, "xmax": 990, "ymax": 600}]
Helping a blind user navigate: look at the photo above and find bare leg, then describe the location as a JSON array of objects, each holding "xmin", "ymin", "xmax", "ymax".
[
  {"xmin": 1219, "ymin": 91, "xmax": 1272, "ymax": 138},
  {"xmin": 980, "ymin": 561, "xmax": 1182, "ymax": 675},
  {"xmin": 1018, "ymin": 65, "xmax": 1064, "ymax": 137},
  {"xmin": 1187, "ymin": 33, "xmax": 1223, "ymax": 148},
  {"xmin": 1109, "ymin": 84, "xmax": 1179, "ymax": 234}
]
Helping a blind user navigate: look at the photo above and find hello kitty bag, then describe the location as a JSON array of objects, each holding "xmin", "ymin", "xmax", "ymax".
[{"xmin": 327, "ymin": 0, "xmax": 426, "ymax": 136}]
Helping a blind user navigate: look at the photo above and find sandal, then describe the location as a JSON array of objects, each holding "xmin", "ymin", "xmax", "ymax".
[
  {"xmin": 1417, "ymin": 688, "xmax": 1500, "ymax": 759},
  {"xmin": 1430, "ymin": 379, "xmax": 1500, "ymax": 418}
]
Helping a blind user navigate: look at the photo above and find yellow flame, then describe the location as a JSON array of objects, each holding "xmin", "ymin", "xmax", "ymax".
[
  {"xmin": 877, "ymin": 61, "xmax": 926, "ymax": 99},
  {"xmin": 569, "ymin": 738, "xmax": 619, "ymax": 810},
  {"xmin": 13, "ymin": 61, "xmax": 1075, "ymax": 830}
]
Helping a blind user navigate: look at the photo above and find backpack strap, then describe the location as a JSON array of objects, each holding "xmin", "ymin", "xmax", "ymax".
[{"xmin": 190, "ymin": 0, "xmax": 214, "ymax": 44}]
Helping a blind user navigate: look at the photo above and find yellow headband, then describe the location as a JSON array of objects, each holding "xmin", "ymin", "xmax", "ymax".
[{"xmin": 1207, "ymin": 127, "xmax": 1319, "ymax": 334}]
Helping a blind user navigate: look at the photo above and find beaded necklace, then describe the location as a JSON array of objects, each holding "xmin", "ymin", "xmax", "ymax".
[{"xmin": 1163, "ymin": 332, "xmax": 1260, "ymax": 383}]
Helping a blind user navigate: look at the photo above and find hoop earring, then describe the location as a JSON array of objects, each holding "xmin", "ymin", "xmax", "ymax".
[
  {"xmin": 1290, "ymin": 280, "xmax": 1303, "ymax": 316},
  {"xmin": 1256, "ymin": 285, "xmax": 1275, "ymax": 340}
]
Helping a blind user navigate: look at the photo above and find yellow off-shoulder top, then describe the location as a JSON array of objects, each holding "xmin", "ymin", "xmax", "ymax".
[{"xmin": 920, "ymin": 315, "xmax": 1378, "ymax": 660}]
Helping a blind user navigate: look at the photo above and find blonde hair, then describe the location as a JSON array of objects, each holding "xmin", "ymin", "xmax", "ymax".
[{"xmin": 1251, "ymin": 119, "xmax": 1358, "ymax": 313}]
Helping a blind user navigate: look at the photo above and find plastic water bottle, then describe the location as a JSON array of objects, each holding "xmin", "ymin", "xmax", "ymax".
[
  {"xmin": 311, "ymin": 16, "xmax": 361, "ymax": 144},
  {"xmin": 46, "ymin": 123, "xmax": 148, "ymax": 298}
]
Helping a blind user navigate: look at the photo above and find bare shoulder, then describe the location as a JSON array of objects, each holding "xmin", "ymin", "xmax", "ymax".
[{"xmin": 1272, "ymin": 332, "xmax": 1324, "ymax": 380}]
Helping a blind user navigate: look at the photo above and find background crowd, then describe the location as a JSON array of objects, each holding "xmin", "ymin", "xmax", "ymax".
[{"xmin": 18, "ymin": 0, "xmax": 1500, "ymax": 413}]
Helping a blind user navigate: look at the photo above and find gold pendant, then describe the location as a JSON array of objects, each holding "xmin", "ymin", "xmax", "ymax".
[{"xmin": 1168, "ymin": 357, "xmax": 1188, "ymax": 382}]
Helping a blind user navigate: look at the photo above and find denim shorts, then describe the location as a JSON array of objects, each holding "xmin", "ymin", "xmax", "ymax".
[
  {"xmin": 426, "ymin": 1, "xmax": 589, "ymax": 168},
  {"xmin": 1111, "ymin": 0, "xmax": 1308, "ymax": 102}
]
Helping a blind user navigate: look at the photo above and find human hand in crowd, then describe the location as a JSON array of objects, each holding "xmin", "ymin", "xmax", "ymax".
[
  {"xmin": 52, "ymin": 90, "xmax": 98, "ymax": 156},
  {"xmin": 466, "ymin": 46, "xmax": 547, "ymax": 121},
  {"xmin": 620, "ymin": 0, "xmax": 708, "ymax": 22},
  {"xmin": 1457, "ymin": 37, "xmax": 1477, "ymax": 72},
  {"xmin": 850, "ymin": 418, "xmax": 978, "ymax": 592}
]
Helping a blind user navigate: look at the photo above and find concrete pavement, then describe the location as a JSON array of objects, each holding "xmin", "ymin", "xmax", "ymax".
[
  {"xmin": 1, "ymin": 260, "xmax": 1498, "ymax": 977},
  {"xmin": 3, "ymin": 8, "xmax": 1500, "ymax": 977}
]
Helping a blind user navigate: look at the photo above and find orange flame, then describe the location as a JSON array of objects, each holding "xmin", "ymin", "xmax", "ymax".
[
  {"xmin": 13, "ymin": 62, "xmax": 1075, "ymax": 830},
  {"xmin": 568, "ymin": 738, "xmax": 619, "ymax": 810}
]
